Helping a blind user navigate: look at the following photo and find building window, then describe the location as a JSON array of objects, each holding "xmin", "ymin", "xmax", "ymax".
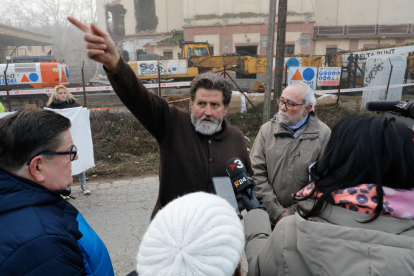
[
  {"xmin": 28, "ymin": 46, "xmax": 32, "ymax": 51},
  {"xmin": 284, "ymin": 45, "xmax": 295, "ymax": 55},
  {"xmin": 163, "ymin": 51, "xmax": 173, "ymax": 60},
  {"xmin": 42, "ymin": 46, "xmax": 45, "ymax": 52},
  {"xmin": 210, "ymin": 46, "xmax": 214, "ymax": 55}
]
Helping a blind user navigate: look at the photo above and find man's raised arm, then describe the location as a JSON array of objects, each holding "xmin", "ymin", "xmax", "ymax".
[{"xmin": 67, "ymin": 17, "xmax": 175, "ymax": 142}]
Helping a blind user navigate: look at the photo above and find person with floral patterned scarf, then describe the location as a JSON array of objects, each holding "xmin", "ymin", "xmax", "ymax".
[{"xmin": 243, "ymin": 114, "xmax": 414, "ymax": 276}]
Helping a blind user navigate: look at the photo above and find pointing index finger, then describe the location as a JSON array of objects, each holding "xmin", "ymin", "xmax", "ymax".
[{"xmin": 67, "ymin": 16, "xmax": 91, "ymax": 33}]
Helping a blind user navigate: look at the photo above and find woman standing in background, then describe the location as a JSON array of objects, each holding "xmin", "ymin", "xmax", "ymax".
[{"xmin": 47, "ymin": 85, "xmax": 91, "ymax": 196}]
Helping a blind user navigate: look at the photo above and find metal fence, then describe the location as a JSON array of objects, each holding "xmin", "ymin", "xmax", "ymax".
[{"xmin": 1, "ymin": 60, "xmax": 413, "ymax": 115}]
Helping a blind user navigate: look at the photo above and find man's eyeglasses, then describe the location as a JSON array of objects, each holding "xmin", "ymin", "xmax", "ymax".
[
  {"xmin": 26, "ymin": 145, "xmax": 78, "ymax": 166},
  {"xmin": 277, "ymin": 98, "xmax": 304, "ymax": 110}
]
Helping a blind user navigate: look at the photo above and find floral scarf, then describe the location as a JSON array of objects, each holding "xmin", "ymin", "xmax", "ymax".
[{"xmin": 296, "ymin": 183, "xmax": 414, "ymax": 219}]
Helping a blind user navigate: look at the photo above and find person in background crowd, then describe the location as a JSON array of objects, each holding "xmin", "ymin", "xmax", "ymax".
[
  {"xmin": 47, "ymin": 85, "xmax": 91, "ymax": 196},
  {"xmin": 0, "ymin": 102, "xmax": 5, "ymax": 113},
  {"xmin": 128, "ymin": 192, "xmax": 244, "ymax": 276},
  {"xmin": 46, "ymin": 85, "xmax": 81, "ymax": 109},
  {"xmin": 243, "ymin": 114, "xmax": 414, "ymax": 275},
  {"xmin": 68, "ymin": 17, "xmax": 252, "ymax": 220},
  {"xmin": 0, "ymin": 109, "xmax": 114, "ymax": 275},
  {"xmin": 250, "ymin": 82, "xmax": 331, "ymax": 227}
]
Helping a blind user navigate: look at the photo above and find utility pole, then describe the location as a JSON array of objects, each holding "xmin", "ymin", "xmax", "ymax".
[
  {"xmin": 274, "ymin": 0, "xmax": 287, "ymax": 113},
  {"xmin": 263, "ymin": 0, "xmax": 277, "ymax": 123}
]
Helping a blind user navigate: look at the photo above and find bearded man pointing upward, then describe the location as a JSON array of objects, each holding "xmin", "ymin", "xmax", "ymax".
[{"xmin": 68, "ymin": 16, "xmax": 252, "ymax": 219}]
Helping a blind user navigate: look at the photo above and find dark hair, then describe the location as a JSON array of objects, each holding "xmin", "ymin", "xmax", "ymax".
[
  {"xmin": 299, "ymin": 114, "xmax": 414, "ymax": 222},
  {"xmin": 189, "ymin": 73, "xmax": 233, "ymax": 105},
  {"xmin": 0, "ymin": 109, "xmax": 71, "ymax": 172}
]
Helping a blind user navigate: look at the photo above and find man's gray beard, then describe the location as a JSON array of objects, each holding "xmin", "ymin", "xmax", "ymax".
[
  {"xmin": 191, "ymin": 109, "xmax": 224, "ymax": 135},
  {"xmin": 278, "ymin": 110, "xmax": 304, "ymax": 126}
]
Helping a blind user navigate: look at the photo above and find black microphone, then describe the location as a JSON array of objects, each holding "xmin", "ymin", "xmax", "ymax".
[
  {"xmin": 366, "ymin": 100, "xmax": 414, "ymax": 119},
  {"xmin": 225, "ymin": 157, "xmax": 265, "ymax": 211},
  {"xmin": 225, "ymin": 157, "xmax": 254, "ymax": 194},
  {"xmin": 366, "ymin": 101, "xmax": 400, "ymax": 112}
]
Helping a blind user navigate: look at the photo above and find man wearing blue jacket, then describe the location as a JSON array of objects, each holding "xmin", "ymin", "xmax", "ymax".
[{"xmin": 0, "ymin": 109, "xmax": 114, "ymax": 276}]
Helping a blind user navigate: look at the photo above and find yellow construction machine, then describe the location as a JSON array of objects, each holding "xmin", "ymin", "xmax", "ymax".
[{"xmin": 128, "ymin": 41, "xmax": 322, "ymax": 83}]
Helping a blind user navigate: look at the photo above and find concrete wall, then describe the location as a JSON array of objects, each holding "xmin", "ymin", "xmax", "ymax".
[
  {"xmin": 96, "ymin": 0, "xmax": 109, "ymax": 30},
  {"xmin": 315, "ymin": 0, "xmax": 414, "ymax": 26},
  {"xmin": 123, "ymin": 0, "xmax": 136, "ymax": 36},
  {"xmin": 357, "ymin": 39, "xmax": 397, "ymax": 49},
  {"xmin": 183, "ymin": 0, "xmax": 313, "ymax": 20},
  {"xmin": 314, "ymin": 40, "xmax": 351, "ymax": 55},
  {"xmin": 94, "ymin": 0, "xmax": 414, "ymax": 58},
  {"xmin": 182, "ymin": 0, "xmax": 314, "ymax": 26},
  {"xmin": 155, "ymin": 0, "xmax": 184, "ymax": 33},
  {"xmin": 96, "ymin": 0, "xmax": 414, "ymax": 37}
]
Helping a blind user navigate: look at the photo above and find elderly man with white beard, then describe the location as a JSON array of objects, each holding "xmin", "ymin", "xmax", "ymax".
[
  {"xmin": 250, "ymin": 82, "xmax": 331, "ymax": 227},
  {"xmin": 68, "ymin": 17, "xmax": 252, "ymax": 219}
]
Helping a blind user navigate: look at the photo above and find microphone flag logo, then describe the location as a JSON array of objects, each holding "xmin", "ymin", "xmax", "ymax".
[
  {"xmin": 234, "ymin": 180, "xmax": 240, "ymax": 187},
  {"xmin": 230, "ymin": 164, "xmax": 236, "ymax": 170}
]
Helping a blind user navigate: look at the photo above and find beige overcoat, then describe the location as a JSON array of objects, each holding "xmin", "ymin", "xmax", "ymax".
[{"xmin": 250, "ymin": 113, "xmax": 331, "ymax": 224}]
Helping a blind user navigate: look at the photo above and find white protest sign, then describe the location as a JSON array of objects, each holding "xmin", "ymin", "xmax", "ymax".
[
  {"xmin": 342, "ymin": 45, "xmax": 414, "ymax": 66},
  {"xmin": 318, "ymin": 67, "xmax": 341, "ymax": 86},
  {"xmin": 287, "ymin": 67, "xmax": 317, "ymax": 90}
]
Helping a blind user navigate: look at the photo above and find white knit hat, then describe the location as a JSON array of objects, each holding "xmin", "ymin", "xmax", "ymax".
[{"xmin": 136, "ymin": 192, "xmax": 245, "ymax": 276}]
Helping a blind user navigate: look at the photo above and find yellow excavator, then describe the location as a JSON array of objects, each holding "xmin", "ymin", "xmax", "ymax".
[{"xmin": 128, "ymin": 41, "xmax": 322, "ymax": 83}]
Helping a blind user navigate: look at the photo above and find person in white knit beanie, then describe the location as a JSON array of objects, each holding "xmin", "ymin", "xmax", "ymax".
[{"xmin": 135, "ymin": 192, "xmax": 245, "ymax": 276}]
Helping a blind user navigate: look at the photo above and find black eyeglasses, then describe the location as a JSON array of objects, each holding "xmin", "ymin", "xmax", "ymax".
[
  {"xmin": 277, "ymin": 98, "xmax": 304, "ymax": 110},
  {"xmin": 26, "ymin": 145, "xmax": 78, "ymax": 166}
]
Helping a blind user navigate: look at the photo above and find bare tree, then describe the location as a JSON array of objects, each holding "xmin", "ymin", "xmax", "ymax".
[{"xmin": 0, "ymin": 0, "xmax": 96, "ymax": 64}]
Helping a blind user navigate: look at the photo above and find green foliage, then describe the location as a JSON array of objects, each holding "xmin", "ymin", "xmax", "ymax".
[
  {"xmin": 220, "ymin": 12, "xmax": 265, "ymax": 19},
  {"xmin": 194, "ymin": 12, "xmax": 266, "ymax": 20},
  {"xmin": 194, "ymin": 13, "xmax": 220, "ymax": 20},
  {"xmin": 159, "ymin": 32, "xmax": 184, "ymax": 44},
  {"xmin": 193, "ymin": 11, "xmax": 311, "ymax": 20}
]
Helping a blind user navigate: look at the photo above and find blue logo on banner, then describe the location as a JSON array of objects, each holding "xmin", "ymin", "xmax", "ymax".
[
  {"xmin": 303, "ymin": 68, "xmax": 315, "ymax": 81},
  {"xmin": 29, "ymin": 73, "xmax": 39, "ymax": 82},
  {"xmin": 286, "ymin": 58, "xmax": 300, "ymax": 68}
]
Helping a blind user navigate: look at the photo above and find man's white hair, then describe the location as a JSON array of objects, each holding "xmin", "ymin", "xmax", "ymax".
[{"xmin": 289, "ymin": 82, "xmax": 316, "ymax": 111}]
